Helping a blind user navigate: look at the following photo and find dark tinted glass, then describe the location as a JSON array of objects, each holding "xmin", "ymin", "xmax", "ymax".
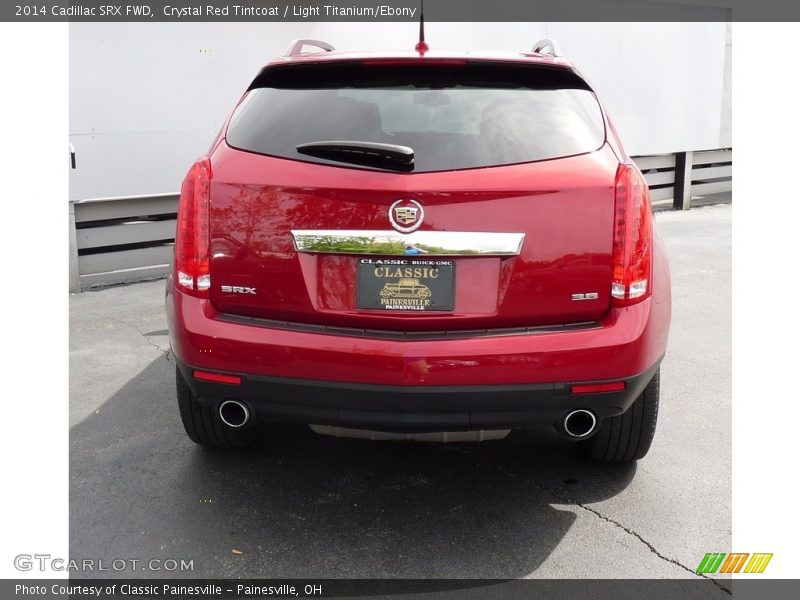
[{"xmin": 226, "ymin": 61, "xmax": 605, "ymax": 172}]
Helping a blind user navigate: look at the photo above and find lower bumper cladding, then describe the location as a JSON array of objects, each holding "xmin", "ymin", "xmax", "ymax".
[{"xmin": 176, "ymin": 359, "xmax": 661, "ymax": 433}]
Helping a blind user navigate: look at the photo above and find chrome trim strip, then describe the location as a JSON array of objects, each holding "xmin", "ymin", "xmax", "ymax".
[{"xmin": 291, "ymin": 230, "xmax": 525, "ymax": 256}]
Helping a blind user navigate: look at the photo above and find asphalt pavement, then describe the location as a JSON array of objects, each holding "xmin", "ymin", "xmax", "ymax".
[{"xmin": 69, "ymin": 203, "xmax": 731, "ymax": 582}]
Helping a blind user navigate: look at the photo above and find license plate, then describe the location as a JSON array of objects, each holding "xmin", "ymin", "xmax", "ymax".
[{"xmin": 357, "ymin": 259, "xmax": 455, "ymax": 311}]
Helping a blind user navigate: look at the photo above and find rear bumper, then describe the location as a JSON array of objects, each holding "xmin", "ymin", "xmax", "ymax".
[
  {"xmin": 167, "ymin": 280, "xmax": 670, "ymax": 387},
  {"xmin": 176, "ymin": 358, "xmax": 661, "ymax": 432},
  {"xmin": 167, "ymin": 274, "xmax": 670, "ymax": 430}
]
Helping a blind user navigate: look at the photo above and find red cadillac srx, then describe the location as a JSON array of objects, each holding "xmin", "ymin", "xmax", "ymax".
[{"xmin": 166, "ymin": 39, "xmax": 671, "ymax": 462}]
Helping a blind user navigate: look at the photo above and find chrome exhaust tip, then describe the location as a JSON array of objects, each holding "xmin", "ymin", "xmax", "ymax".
[
  {"xmin": 219, "ymin": 400, "xmax": 250, "ymax": 428},
  {"xmin": 562, "ymin": 409, "xmax": 597, "ymax": 439}
]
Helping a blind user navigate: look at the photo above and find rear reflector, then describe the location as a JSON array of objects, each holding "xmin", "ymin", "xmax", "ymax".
[
  {"xmin": 193, "ymin": 370, "xmax": 242, "ymax": 385},
  {"xmin": 571, "ymin": 381, "xmax": 626, "ymax": 394}
]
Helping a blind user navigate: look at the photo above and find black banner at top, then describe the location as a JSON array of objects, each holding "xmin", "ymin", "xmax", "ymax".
[{"xmin": 0, "ymin": 0, "xmax": 779, "ymax": 23}]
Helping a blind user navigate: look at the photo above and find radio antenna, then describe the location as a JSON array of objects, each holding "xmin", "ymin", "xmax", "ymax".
[{"xmin": 415, "ymin": 0, "xmax": 429, "ymax": 54}]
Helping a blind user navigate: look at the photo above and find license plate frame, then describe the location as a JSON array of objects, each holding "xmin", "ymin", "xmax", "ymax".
[{"xmin": 356, "ymin": 259, "xmax": 455, "ymax": 311}]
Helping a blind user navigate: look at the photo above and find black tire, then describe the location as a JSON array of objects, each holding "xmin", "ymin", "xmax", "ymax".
[
  {"xmin": 175, "ymin": 367, "xmax": 261, "ymax": 449},
  {"xmin": 580, "ymin": 369, "xmax": 660, "ymax": 462}
]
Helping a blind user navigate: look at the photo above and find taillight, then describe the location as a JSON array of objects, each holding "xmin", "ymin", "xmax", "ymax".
[
  {"xmin": 611, "ymin": 163, "xmax": 652, "ymax": 306},
  {"xmin": 175, "ymin": 159, "xmax": 211, "ymax": 297}
]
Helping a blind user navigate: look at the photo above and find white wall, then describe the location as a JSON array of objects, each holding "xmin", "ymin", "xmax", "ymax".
[{"xmin": 69, "ymin": 21, "xmax": 730, "ymax": 200}]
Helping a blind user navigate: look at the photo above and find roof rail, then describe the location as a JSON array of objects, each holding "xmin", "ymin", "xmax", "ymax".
[
  {"xmin": 284, "ymin": 39, "xmax": 335, "ymax": 58},
  {"xmin": 531, "ymin": 38, "xmax": 561, "ymax": 57}
]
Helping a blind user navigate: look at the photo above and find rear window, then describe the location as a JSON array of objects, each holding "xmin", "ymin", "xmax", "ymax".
[{"xmin": 226, "ymin": 61, "xmax": 605, "ymax": 172}]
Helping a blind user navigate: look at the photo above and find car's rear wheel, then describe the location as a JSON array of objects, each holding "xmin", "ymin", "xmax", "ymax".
[
  {"xmin": 175, "ymin": 367, "xmax": 261, "ymax": 449},
  {"xmin": 580, "ymin": 369, "xmax": 660, "ymax": 462}
]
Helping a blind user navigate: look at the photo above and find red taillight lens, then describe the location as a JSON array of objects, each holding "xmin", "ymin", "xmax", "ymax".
[
  {"xmin": 611, "ymin": 163, "xmax": 653, "ymax": 306},
  {"xmin": 175, "ymin": 159, "xmax": 211, "ymax": 297}
]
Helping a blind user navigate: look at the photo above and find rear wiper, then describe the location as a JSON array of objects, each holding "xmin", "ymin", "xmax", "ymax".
[{"xmin": 295, "ymin": 141, "xmax": 414, "ymax": 172}]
